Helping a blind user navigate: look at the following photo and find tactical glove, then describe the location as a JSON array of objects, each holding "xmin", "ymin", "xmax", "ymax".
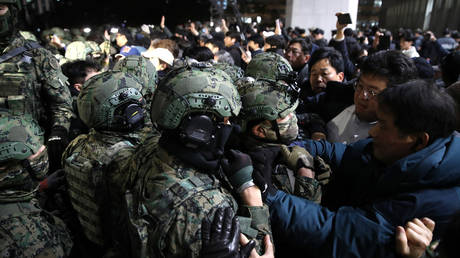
[
  {"xmin": 314, "ymin": 156, "xmax": 332, "ymax": 185},
  {"xmin": 221, "ymin": 150, "xmax": 255, "ymax": 193},
  {"xmin": 201, "ymin": 207, "xmax": 256, "ymax": 258},
  {"xmin": 39, "ymin": 169, "xmax": 66, "ymax": 192},
  {"xmin": 248, "ymin": 146, "xmax": 280, "ymax": 200},
  {"xmin": 280, "ymin": 145, "xmax": 314, "ymax": 170},
  {"xmin": 47, "ymin": 126, "xmax": 69, "ymax": 173}
]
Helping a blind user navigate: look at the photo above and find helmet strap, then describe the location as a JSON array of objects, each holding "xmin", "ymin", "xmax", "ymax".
[{"xmin": 270, "ymin": 120, "xmax": 283, "ymax": 143}]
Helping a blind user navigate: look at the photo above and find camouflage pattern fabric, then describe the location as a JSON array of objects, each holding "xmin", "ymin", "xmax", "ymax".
[
  {"xmin": 63, "ymin": 41, "xmax": 86, "ymax": 64},
  {"xmin": 62, "ymin": 128, "xmax": 143, "ymax": 249},
  {"xmin": 61, "ymin": 40, "xmax": 104, "ymax": 66},
  {"xmin": 151, "ymin": 61, "xmax": 241, "ymax": 130},
  {"xmin": 213, "ymin": 62, "xmax": 244, "ymax": 83},
  {"xmin": 0, "ymin": 200, "xmax": 73, "ymax": 258},
  {"xmin": 0, "ymin": 32, "xmax": 73, "ymax": 131},
  {"xmin": 113, "ymin": 55, "xmax": 157, "ymax": 120},
  {"xmin": 0, "ymin": 114, "xmax": 47, "ymax": 199},
  {"xmin": 241, "ymin": 135, "xmax": 323, "ymax": 203},
  {"xmin": 245, "ymin": 52, "xmax": 293, "ymax": 82},
  {"xmin": 77, "ymin": 71, "xmax": 147, "ymax": 131},
  {"xmin": 18, "ymin": 31, "xmax": 38, "ymax": 42},
  {"xmin": 0, "ymin": 113, "xmax": 44, "ymax": 157},
  {"xmin": 129, "ymin": 146, "xmax": 271, "ymax": 257},
  {"xmin": 237, "ymin": 79, "xmax": 298, "ymax": 131}
]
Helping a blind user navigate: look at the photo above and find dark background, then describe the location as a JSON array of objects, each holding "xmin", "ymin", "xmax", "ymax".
[{"xmin": 34, "ymin": 0, "xmax": 212, "ymax": 29}]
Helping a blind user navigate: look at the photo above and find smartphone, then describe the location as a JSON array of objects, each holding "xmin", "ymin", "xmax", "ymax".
[
  {"xmin": 379, "ymin": 35, "xmax": 391, "ymax": 50},
  {"xmin": 338, "ymin": 13, "xmax": 352, "ymax": 25}
]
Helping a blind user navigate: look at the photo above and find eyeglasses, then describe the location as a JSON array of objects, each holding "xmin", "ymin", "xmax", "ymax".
[
  {"xmin": 353, "ymin": 81, "xmax": 380, "ymax": 99},
  {"xmin": 285, "ymin": 48, "xmax": 302, "ymax": 56}
]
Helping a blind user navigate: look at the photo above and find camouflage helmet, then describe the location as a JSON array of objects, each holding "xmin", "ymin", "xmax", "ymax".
[
  {"xmin": 238, "ymin": 78, "xmax": 299, "ymax": 125},
  {"xmin": 245, "ymin": 52, "xmax": 296, "ymax": 83},
  {"xmin": 113, "ymin": 55, "xmax": 157, "ymax": 100},
  {"xmin": 64, "ymin": 41, "xmax": 87, "ymax": 61},
  {"xmin": 213, "ymin": 62, "xmax": 245, "ymax": 83},
  {"xmin": 77, "ymin": 71, "xmax": 146, "ymax": 131},
  {"xmin": 0, "ymin": 114, "xmax": 44, "ymax": 162},
  {"xmin": 49, "ymin": 27, "xmax": 66, "ymax": 39},
  {"xmin": 151, "ymin": 61, "xmax": 241, "ymax": 130},
  {"xmin": 85, "ymin": 41, "xmax": 103, "ymax": 56}
]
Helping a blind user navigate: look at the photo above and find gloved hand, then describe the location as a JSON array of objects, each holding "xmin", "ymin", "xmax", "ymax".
[
  {"xmin": 201, "ymin": 207, "xmax": 256, "ymax": 258},
  {"xmin": 314, "ymin": 156, "xmax": 332, "ymax": 185},
  {"xmin": 248, "ymin": 146, "xmax": 280, "ymax": 200},
  {"xmin": 47, "ymin": 126, "xmax": 69, "ymax": 173},
  {"xmin": 39, "ymin": 169, "xmax": 66, "ymax": 192},
  {"xmin": 280, "ymin": 145, "xmax": 314, "ymax": 170},
  {"xmin": 221, "ymin": 150, "xmax": 255, "ymax": 193}
]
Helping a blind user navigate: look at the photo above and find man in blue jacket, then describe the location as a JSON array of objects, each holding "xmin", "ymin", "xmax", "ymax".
[{"xmin": 254, "ymin": 79, "xmax": 460, "ymax": 257}]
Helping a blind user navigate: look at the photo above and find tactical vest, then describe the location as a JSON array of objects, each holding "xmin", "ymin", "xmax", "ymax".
[
  {"xmin": 0, "ymin": 200, "xmax": 41, "ymax": 218},
  {"xmin": 64, "ymin": 140, "xmax": 133, "ymax": 246},
  {"xmin": 0, "ymin": 42, "xmax": 44, "ymax": 120},
  {"xmin": 131, "ymin": 172, "xmax": 236, "ymax": 258}
]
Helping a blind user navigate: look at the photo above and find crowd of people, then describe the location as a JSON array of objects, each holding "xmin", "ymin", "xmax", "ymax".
[{"xmin": 1, "ymin": 0, "xmax": 460, "ymax": 257}]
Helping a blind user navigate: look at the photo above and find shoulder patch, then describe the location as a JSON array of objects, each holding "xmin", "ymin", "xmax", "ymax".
[{"xmin": 49, "ymin": 57, "xmax": 59, "ymax": 69}]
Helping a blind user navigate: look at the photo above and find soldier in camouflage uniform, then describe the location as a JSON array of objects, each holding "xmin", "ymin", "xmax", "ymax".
[
  {"xmin": 237, "ymin": 52, "xmax": 330, "ymax": 203},
  {"xmin": 213, "ymin": 61, "xmax": 244, "ymax": 83},
  {"xmin": 61, "ymin": 71, "xmax": 154, "ymax": 256},
  {"xmin": 0, "ymin": 0, "xmax": 74, "ymax": 173},
  {"xmin": 127, "ymin": 61, "xmax": 272, "ymax": 258},
  {"xmin": 238, "ymin": 51, "xmax": 332, "ymax": 257},
  {"xmin": 0, "ymin": 114, "xmax": 72, "ymax": 257}
]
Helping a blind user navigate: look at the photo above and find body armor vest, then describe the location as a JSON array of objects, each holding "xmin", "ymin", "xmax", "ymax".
[
  {"xmin": 64, "ymin": 139, "xmax": 133, "ymax": 247},
  {"xmin": 0, "ymin": 41, "xmax": 43, "ymax": 123}
]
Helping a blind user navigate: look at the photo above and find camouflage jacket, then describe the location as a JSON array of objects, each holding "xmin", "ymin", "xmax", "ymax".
[
  {"xmin": 0, "ymin": 32, "xmax": 73, "ymax": 131},
  {"xmin": 0, "ymin": 199, "xmax": 73, "ymax": 258},
  {"xmin": 130, "ymin": 145, "xmax": 272, "ymax": 258},
  {"xmin": 62, "ymin": 128, "xmax": 143, "ymax": 248},
  {"xmin": 241, "ymin": 135, "xmax": 323, "ymax": 203}
]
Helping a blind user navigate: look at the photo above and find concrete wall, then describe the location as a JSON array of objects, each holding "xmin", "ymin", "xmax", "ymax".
[{"xmin": 286, "ymin": 0, "xmax": 359, "ymax": 39}]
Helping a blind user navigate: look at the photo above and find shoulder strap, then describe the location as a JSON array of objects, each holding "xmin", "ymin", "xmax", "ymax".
[{"xmin": 0, "ymin": 41, "xmax": 42, "ymax": 64}]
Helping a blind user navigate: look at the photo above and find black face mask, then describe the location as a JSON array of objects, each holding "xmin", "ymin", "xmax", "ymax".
[{"xmin": 160, "ymin": 120, "xmax": 239, "ymax": 171}]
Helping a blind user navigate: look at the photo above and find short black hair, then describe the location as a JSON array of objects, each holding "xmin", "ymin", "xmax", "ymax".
[
  {"xmin": 400, "ymin": 30, "xmax": 415, "ymax": 42},
  {"xmin": 248, "ymin": 34, "xmax": 265, "ymax": 48},
  {"xmin": 117, "ymin": 27, "xmax": 133, "ymax": 43},
  {"xmin": 308, "ymin": 47, "xmax": 344, "ymax": 73},
  {"xmin": 225, "ymin": 31, "xmax": 241, "ymax": 43},
  {"xmin": 378, "ymin": 79, "xmax": 456, "ymax": 143},
  {"xmin": 412, "ymin": 57, "xmax": 434, "ymax": 79},
  {"xmin": 61, "ymin": 60, "xmax": 100, "ymax": 86},
  {"xmin": 344, "ymin": 28, "xmax": 354, "ymax": 37},
  {"xmin": 440, "ymin": 51, "xmax": 460, "ymax": 87},
  {"xmin": 359, "ymin": 50, "xmax": 418, "ymax": 85},
  {"xmin": 265, "ymin": 35, "xmax": 286, "ymax": 50},
  {"xmin": 206, "ymin": 38, "xmax": 224, "ymax": 51},
  {"xmin": 183, "ymin": 46, "xmax": 214, "ymax": 62},
  {"xmin": 312, "ymin": 28, "xmax": 324, "ymax": 35},
  {"xmin": 288, "ymin": 38, "xmax": 312, "ymax": 55}
]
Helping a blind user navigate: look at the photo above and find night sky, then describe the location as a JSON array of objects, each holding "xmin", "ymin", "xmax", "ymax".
[{"xmin": 42, "ymin": 0, "xmax": 212, "ymax": 28}]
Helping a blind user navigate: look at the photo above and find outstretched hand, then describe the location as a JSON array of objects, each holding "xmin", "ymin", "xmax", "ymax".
[{"xmin": 395, "ymin": 217, "xmax": 435, "ymax": 258}]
